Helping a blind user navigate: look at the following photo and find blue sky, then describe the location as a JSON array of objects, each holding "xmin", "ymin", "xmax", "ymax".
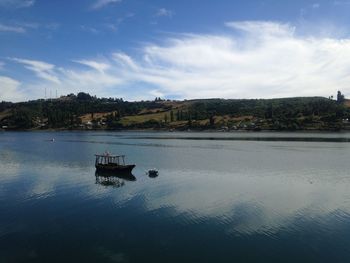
[{"xmin": 1, "ymin": 0, "xmax": 350, "ymax": 101}]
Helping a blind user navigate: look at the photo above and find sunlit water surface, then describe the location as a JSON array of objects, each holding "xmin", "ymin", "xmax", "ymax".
[{"xmin": 1, "ymin": 131, "xmax": 350, "ymax": 262}]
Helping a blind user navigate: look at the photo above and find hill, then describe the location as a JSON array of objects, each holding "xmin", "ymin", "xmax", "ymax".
[{"xmin": 1, "ymin": 92, "xmax": 349, "ymax": 131}]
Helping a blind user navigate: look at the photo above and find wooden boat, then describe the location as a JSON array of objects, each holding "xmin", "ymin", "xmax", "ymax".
[{"xmin": 95, "ymin": 153, "xmax": 135, "ymax": 174}]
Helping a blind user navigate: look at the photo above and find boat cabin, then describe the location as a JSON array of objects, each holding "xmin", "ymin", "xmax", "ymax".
[{"xmin": 95, "ymin": 154, "xmax": 126, "ymax": 166}]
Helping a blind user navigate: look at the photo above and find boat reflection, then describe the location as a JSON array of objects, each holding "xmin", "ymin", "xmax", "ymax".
[
  {"xmin": 95, "ymin": 171, "xmax": 136, "ymax": 181},
  {"xmin": 95, "ymin": 171, "xmax": 136, "ymax": 188},
  {"xmin": 95, "ymin": 176, "xmax": 125, "ymax": 188}
]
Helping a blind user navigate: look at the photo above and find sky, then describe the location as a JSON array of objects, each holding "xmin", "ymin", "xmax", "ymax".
[{"xmin": 1, "ymin": 0, "xmax": 350, "ymax": 102}]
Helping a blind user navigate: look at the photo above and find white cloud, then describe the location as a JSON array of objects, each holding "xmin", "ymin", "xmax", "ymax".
[
  {"xmin": 0, "ymin": 76, "xmax": 24, "ymax": 102},
  {"xmin": 312, "ymin": 3, "xmax": 320, "ymax": 8},
  {"xmin": 0, "ymin": 0, "xmax": 34, "ymax": 8},
  {"xmin": 0, "ymin": 61, "xmax": 4, "ymax": 70},
  {"xmin": 73, "ymin": 59, "xmax": 110, "ymax": 73},
  {"xmin": 155, "ymin": 8, "xmax": 173, "ymax": 18},
  {"xmin": 9, "ymin": 58, "xmax": 60, "ymax": 84},
  {"xmin": 7, "ymin": 57, "xmax": 124, "ymax": 100},
  {"xmin": 117, "ymin": 21, "xmax": 350, "ymax": 99},
  {"xmin": 91, "ymin": 0, "xmax": 121, "ymax": 10},
  {"xmin": 112, "ymin": 52, "xmax": 138, "ymax": 70},
  {"xmin": 8, "ymin": 21, "xmax": 350, "ymax": 101},
  {"xmin": 62, "ymin": 69, "xmax": 122, "ymax": 89},
  {"xmin": 0, "ymin": 23, "xmax": 25, "ymax": 33},
  {"xmin": 226, "ymin": 21, "xmax": 295, "ymax": 37}
]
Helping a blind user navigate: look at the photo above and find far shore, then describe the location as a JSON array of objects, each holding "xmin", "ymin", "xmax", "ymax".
[{"xmin": 2, "ymin": 127, "xmax": 350, "ymax": 133}]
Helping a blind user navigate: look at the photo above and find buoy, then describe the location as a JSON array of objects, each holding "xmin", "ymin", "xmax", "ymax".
[{"xmin": 147, "ymin": 169, "xmax": 159, "ymax": 178}]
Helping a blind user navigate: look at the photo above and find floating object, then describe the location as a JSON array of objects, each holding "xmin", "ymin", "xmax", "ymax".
[
  {"xmin": 95, "ymin": 153, "xmax": 135, "ymax": 174},
  {"xmin": 51, "ymin": 138, "xmax": 55, "ymax": 142},
  {"xmin": 147, "ymin": 169, "xmax": 159, "ymax": 178}
]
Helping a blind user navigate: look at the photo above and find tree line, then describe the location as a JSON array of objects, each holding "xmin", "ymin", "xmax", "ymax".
[{"xmin": 0, "ymin": 91, "xmax": 349, "ymax": 130}]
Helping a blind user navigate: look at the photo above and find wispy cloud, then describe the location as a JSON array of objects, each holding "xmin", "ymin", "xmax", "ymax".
[
  {"xmin": 80, "ymin": 25, "xmax": 99, "ymax": 34},
  {"xmin": 0, "ymin": 23, "xmax": 25, "ymax": 33},
  {"xmin": 112, "ymin": 52, "xmax": 138, "ymax": 70},
  {"xmin": 17, "ymin": 22, "xmax": 60, "ymax": 31},
  {"xmin": 6, "ymin": 57, "xmax": 123, "ymax": 100},
  {"xmin": 8, "ymin": 21, "xmax": 350, "ymax": 101},
  {"xmin": 155, "ymin": 8, "xmax": 173, "ymax": 18},
  {"xmin": 0, "ymin": 21, "xmax": 60, "ymax": 34},
  {"xmin": 226, "ymin": 21, "xmax": 295, "ymax": 37},
  {"xmin": 91, "ymin": 0, "xmax": 121, "ymax": 10},
  {"xmin": 104, "ymin": 12, "xmax": 134, "ymax": 32},
  {"xmin": 73, "ymin": 59, "xmax": 110, "ymax": 73},
  {"xmin": 80, "ymin": 13, "xmax": 134, "ymax": 33},
  {"xmin": 45, "ymin": 23, "xmax": 60, "ymax": 30},
  {"xmin": 9, "ymin": 57, "xmax": 60, "ymax": 84},
  {"xmin": 0, "ymin": 0, "xmax": 35, "ymax": 9},
  {"xmin": 333, "ymin": 1, "xmax": 350, "ymax": 6}
]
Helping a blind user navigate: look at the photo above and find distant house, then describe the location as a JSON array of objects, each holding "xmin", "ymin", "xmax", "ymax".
[{"xmin": 85, "ymin": 121, "xmax": 93, "ymax": 129}]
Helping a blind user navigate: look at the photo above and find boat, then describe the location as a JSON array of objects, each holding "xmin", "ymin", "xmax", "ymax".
[
  {"xmin": 95, "ymin": 153, "xmax": 135, "ymax": 174},
  {"xmin": 147, "ymin": 169, "xmax": 159, "ymax": 178}
]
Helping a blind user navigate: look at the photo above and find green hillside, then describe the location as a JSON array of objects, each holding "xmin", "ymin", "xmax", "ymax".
[{"xmin": 1, "ymin": 92, "xmax": 349, "ymax": 131}]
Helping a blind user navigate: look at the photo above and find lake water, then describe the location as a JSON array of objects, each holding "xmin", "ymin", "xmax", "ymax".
[{"xmin": 1, "ymin": 131, "xmax": 350, "ymax": 262}]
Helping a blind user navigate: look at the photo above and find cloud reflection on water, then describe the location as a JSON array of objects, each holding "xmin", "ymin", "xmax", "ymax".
[{"xmin": 2, "ymin": 131, "xmax": 350, "ymax": 241}]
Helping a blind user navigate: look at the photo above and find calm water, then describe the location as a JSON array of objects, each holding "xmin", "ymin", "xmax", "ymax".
[{"xmin": 1, "ymin": 131, "xmax": 350, "ymax": 262}]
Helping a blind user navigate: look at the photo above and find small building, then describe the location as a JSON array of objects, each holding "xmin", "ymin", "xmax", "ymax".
[{"xmin": 85, "ymin": 121, "xmax": 93, "ymax": 129}]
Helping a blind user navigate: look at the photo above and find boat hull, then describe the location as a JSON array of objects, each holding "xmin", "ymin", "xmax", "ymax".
[{"xmin": 95, "ymin": 164, "xmax": 135, "ymax": 174}]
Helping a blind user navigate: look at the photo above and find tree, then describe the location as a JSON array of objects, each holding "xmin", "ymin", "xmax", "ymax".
[
  {"xmin": 337, "ymin": 91, "xmax": 345, "ymax": 103},
  {"xmin": 187, "ymin": 114, "xmax": 192, "ymax": 127},
  {"xmin": 77, "ymin": 92, "xmax": 92, "ymax": 101},
  {"xmin": 209, "ymin": 115, "xmax": 215, "ymax": 127},
  {"xmin": 170, "ymin": 111, "xmax": 174, "ymax": 122}
]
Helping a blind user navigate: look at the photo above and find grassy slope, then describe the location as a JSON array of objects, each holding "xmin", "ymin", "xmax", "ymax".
[
  {"xmin": 0, "ymin": 97, "xmax": 348, "ymax": 130},
  {"xmin": 0, "ymin": 109, "xmax": 11, "ymax": 121}
]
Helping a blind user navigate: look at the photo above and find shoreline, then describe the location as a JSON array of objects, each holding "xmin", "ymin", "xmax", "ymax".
[{"xmin": 2, "ymin": 127, "xmax": 350, "ymax": 133}]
